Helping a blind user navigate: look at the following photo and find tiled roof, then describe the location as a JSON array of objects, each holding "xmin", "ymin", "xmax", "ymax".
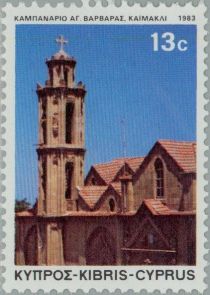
[
  {"xmin": 93, "ymin": 157, "xmax": 144, "ymax": 184},
  {"xmin": 78, "ymin": 186, "xmax": 108, "ymax": 208},
  {"xmin": 143, "ymin": 199, "xmax": 195, "ymax": 216},
  {"xmin": 93, "ymin": 161, "xmax": 122, "ymax": 184},
  {"xmin": 78, "ymin": 182, "xmax": 123, "ymax": 209},
  {"xmin": 125, "ymin": 157, "xmax": 145, "ymax": 172},
  {"xmin": 158, "ymin": 140, "xmax": 196, "ymax": 173},
  {"xmin": 110, "ymin": 182, "xmax": 122, "ymax": 196}
]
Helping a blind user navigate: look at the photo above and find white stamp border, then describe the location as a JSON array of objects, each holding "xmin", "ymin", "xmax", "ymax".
[{"xmin": 0, "ymin": 0, "xmax": 209, "ymax": 294}]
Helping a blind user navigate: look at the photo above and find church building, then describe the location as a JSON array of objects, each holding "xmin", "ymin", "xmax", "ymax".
[{"xmin": 15, "ymin": 36, "xmax": 196, "ymax": 266}]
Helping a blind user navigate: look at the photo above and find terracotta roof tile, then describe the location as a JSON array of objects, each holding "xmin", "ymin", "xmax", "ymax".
[
  {"xmin": 143, "ymin": 199, "xmax": 195, "ymax": 216},
  {"xmin": 125, "ymin": 157, "xmax": 145, "ymax": 171},
  {"xmin": 158, "ymin": 140, "xmax": 196, "ymax": 173},
  {"xmin": 78, "ymin": 182, "xmax": 123, "ymax": 209},
  {"xmin": 110, "ymin": 182, "xmax": 122, "ymax": 196},
  {"xmin": 78, "ymin": 186, "xmax": 108, "ymax": 208},
  {"xmin": 93, "ymin": 157, "xmax": 144, "ymax": 184}
]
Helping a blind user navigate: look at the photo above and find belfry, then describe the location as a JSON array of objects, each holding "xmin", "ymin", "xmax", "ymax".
[{"xmin": 36, "ymin": 36, "xmax": 86, "ymax": 216}]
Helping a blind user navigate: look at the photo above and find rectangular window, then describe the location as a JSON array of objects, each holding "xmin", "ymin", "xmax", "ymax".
[
  {"xmin": 42, "ymin": 103, "xmax": 47, "ymax": 144},
  {"xmin": 65, "ymin": 102, "xmax": 74, "ymax": 143},
  {"xmin": 42, "ymin": 159, "xmax": 47, "ymax": 198},
  {"xmin": 65, "ymin": 162, "xmax": 73, "ymax": 199},
  {"xmin": 155, "ymin": 158, "xmax": 164, "ymax": 198},
  {"xmin": 64, "ymin": 68, "xmax": 68, "ymax": 85}
]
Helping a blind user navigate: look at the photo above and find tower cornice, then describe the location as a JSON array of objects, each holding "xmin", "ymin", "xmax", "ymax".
[
  {"xmin": 36, "ymin": 146, "xmax": 86, "ymax": 156},
  {"xmin": 36, "ymin": 86, "xmax": 86, "ymax": 98},
  {"xmin": 46, "ymin": 58, "xmax": 76, "ymax": 67}
]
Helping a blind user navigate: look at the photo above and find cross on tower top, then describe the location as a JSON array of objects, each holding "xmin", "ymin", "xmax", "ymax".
[{"xmin": 56, "ymin": 35, "xmax": 68, "ymax": 51}]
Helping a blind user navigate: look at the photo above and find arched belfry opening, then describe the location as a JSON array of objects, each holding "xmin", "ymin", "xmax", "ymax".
[
  {"xmin": 64, "ymin": 68, "xmax": 68, "ymax": 85},
  {"xmin": 41, "ymin": 102, "xmax": 47, "ymax": 144},
  {"xmin": 65, "ymin": 102, "xmax": 74, "ymax": 144},
  {"xmin": 65, "ymin": 162, "xmax": 74, "ymax": 199}
]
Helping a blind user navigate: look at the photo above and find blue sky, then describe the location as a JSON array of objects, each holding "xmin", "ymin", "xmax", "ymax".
[{"xmin": 16, "ymin": 25, "xmax": 196, "ymax": 204}]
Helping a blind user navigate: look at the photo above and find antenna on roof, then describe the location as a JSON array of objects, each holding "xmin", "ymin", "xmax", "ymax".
[{"xmin": 120, "ymin": 117, "xmax": 127, "ymax": 173}]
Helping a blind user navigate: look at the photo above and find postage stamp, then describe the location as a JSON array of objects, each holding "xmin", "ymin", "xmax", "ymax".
[{"xmin": 0, "ymin": 0, "xmax": 208, "ymax": 293}]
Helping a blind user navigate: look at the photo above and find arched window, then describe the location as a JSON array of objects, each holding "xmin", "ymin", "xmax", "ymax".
[
  {"xmin": 49, "ymin": 69, "xmax": 53, "ymax": 84},
  {"xmin": 109, "ymin": 198, "xmax": 115, "ymax": 212},
  {"xmin": 64, "ymin": 68, "xmax": 68, "ymax": 85},
  {"xmin": 41, "ymin": 121, "xmax": 47, "ymax": 144},
  {"xmin": 41, "ymin": 103, "xmax": 47, "ymax": 144},
  {"xmin": 65, "ymin": 162, "xmax": 73, "ymax": 199},
  {"xmin": 147, "ymin": 233, "xmax": 154, "ymax": 246},
  {"xmin": 41, "ymin": 159, "xmax": 47, "ymax": 198},
  {"xmin": 91, "ymin": 178, "xmax": 96, "ymax": 185},
  {"xmin": 154, "ymin": 158, "xmax": 164, "ymax": 198},
  {"xmin": 65, "ymin": 102, "xmax": 74, "ymax": 143}
]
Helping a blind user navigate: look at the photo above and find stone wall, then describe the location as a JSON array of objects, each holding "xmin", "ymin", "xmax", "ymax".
[
  {"xmin": 133, "ymin": 151, "xmax": 193, "ymax": 211},
  {"xmin": 15, "ymin": 213, "xmax": 195, "ymax": 266},
  {"xmin": 63, "ymin": 216, "xmax": 123, "ymax": 265}
]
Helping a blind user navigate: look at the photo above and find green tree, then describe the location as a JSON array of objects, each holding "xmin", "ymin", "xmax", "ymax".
[{"xmin": 15, "ymin": 198, "xmax": 31, "ymax": 212}]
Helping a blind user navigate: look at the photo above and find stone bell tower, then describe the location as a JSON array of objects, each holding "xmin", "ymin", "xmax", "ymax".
[{"xmin": 36, "ymin": 36, "xmax": 86, "ymax": 216}]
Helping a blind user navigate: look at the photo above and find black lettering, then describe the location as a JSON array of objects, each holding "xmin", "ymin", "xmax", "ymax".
[
  {"xmin": 176, "ymin": 270, "xmax": 185, "ymax": 280},
  {"xmin": 25, "ymin": 16, "xmax": 32, "ymax": 21},
  {"xmin": 104, "ymin": 270, "xmax": 113, "ymax": 280},
  {"xmin": 24, "ymin": 270, "xmax": 31, "ymax": 281},
  {"xmin": 155, "ymin": 270, "xmax": 164, "ymax": 279},
  {"xmin": 80, "ymin": 270, "xmax": 88, "ymax": 280},
  {"xmin": 136, "ymin": 270, "xmax": 145, "ymax": 280},
  {"xmin": 146, "ymin": 270, "xmax": 154, "ymax": 280},
  {"xmin": 53, "ymin": 270, "xmax": 63, "ymax": 280},
  {"xmin": 165, "ymin": 270, "xmax": 174, "ymax": 280},
  {"xmin": 142, "ymin": 16, "xmax": 149, "ymax": 21},
  {"xmin": 93, "ymin": 270, "xmax": 102, "ymax": 280},
  {"xmin": 33, "ymin": 270, "xmax": 42, "ymax": 280},
  {"xmin": 43, "ymin": 270, "xmax": 53, "ymax": 280},
  {"xmin": 187, "ymin": 270, "xmax": 195, "ymax": 280},
  {"xmin": 119, "ymin": 270, "xmax": 127, "ymax": 280},
  {"xmin": 15, "ymin": 270, "xmax": 22, "ymax": 280},
  {"xmin": 37, "ymin": 270, "xmax": 42, "ymax": 280},
  {"xmin": 114, "ymin": 270, "xmax": 118, "ymax": 280},
  {"xmin": 64, "ymin": 270, "xmax": 73, "ymax": 280}
]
